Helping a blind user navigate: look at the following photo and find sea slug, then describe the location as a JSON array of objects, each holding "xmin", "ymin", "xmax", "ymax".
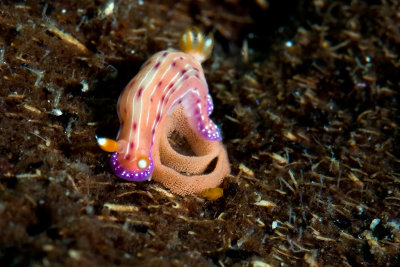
[{"xmin": 97, "ymin": 27, "xmax": 230, "ymax": 195}]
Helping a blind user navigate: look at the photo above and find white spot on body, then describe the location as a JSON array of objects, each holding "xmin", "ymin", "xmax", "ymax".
[
  {"xmin": 138, "ymin": 159, "xmax": 147, "ymax": 169},
  {"xmin": 97, "ymin": 137, "xmax": 106, "ymax": 146}
]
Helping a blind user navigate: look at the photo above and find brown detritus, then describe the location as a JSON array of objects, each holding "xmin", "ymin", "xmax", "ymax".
[{"xmin": 0, "ymin": 0, "xmax": 399, "ymax": 266}]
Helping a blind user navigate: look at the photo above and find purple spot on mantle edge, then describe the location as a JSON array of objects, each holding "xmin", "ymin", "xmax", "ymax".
[
  {"xmin": 110, "ymin": 152, "xmax": 154, "ymax": 181},
  {"xmin": 200, "ymin": 126, "xmax": 222, "ymax": 141},
  {"xmin": 206, "ymin": 95, "xmax": 214, "ymax": 116}
]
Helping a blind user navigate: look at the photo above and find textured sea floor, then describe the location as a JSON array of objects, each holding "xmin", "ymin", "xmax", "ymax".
[{"xmin": 0, "ymin": 0, "xmax": 399, "ymax": 266}]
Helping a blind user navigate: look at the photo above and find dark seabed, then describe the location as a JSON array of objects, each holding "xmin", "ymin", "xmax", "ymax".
[{"xmin": 0, "ymin": 0, "xmax": 399, "ymax": 266}]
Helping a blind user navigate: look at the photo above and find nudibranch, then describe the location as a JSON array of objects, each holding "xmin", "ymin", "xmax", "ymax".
[{"xmin": 97, "ymin": 27, "xmax": 230, "ymax": 195}]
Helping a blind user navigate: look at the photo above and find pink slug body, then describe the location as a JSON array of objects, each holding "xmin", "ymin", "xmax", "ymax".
[{"xmin": 105, "ymin": 28, "xmax": 222, "ymax": 181}]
